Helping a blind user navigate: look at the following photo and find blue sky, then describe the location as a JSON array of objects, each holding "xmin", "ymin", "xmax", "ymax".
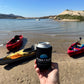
[{"xmin": 0, "ymin": 0, "xmax": 84, "ymax": 17}]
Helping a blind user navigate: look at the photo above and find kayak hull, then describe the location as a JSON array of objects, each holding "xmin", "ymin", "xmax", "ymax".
[
  {"xmin": 6, "ymin": 35, "xmax": 23, "ymax": 51},
  {"xmin": 67, "ymin": 42, "xmax": 84, "ymax": 56},
  {"xmin": 0, "ymin": 54, "xmax": 35, "ymax": 65},
  {"xmin": 0, "ymin": 48, "xmax": 36, "ymax": 65}
]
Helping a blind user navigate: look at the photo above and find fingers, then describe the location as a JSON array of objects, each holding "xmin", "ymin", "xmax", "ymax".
[
  {"xmin": 34, "ymin": 59, "xmax": 36, "ymax": 64},
  {"xmin": 34, "ymin": 60, "xmax": 40, "ymax": 75},
  {"xmin": 34, "ymin": 63, "xmax": 43, "ymax": 79},
  {"xmin": 34, "ymin": 63, "xmax": 37, "ymax": 69},
  {"xmin": 36, "ymin": 67, "xmax": 40, "ymax": 74}
]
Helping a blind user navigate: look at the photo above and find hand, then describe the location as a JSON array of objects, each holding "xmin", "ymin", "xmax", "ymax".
[{"xmin": 34, "ymin": 60, "xmax": 60, "ymax": 84}]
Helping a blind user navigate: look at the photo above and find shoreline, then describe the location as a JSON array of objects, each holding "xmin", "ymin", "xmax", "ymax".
[
  {"xmin": 55, "ymin": 19, "xmax": 80, "ymax": 22},
  {"xmin": 0, "ymin": 32, "xmax": 80, "ymax": 55},
  {"xmin": 0, "ymin": 31, "xmax": 83, "ymax": 57}
]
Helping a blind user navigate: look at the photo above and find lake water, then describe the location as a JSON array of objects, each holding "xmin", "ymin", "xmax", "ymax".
[{"xmin": 0, "ymin": 19, "xmax": 84, "ymax": 35}]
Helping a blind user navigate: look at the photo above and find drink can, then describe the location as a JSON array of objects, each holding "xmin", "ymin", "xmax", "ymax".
[{"xmin": 36, "ymin": 42, "xmax": 52, "ymax": 69}]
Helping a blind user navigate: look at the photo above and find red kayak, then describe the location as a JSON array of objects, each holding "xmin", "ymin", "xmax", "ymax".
[
  {"xmin": 6, "ymin": 35, "xmax": 23, "ymax": 51},
  {"xmin": 67, "ymin": 39, "xmax": 84, "ymax": 56}
]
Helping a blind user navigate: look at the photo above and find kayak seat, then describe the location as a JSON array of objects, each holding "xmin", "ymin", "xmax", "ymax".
[
  {"xmin": 15, "ymin": 35, "xmax": 20, "ymax": 40},
  {"xmin": 70, "ymin": 47, "xmax": 73, "ymax": 50},
  {"xmin": 10, "ymin": 39, "xmax": 17, "ymax": 43},
  {"xmin": 10, "ymin": 35, "xmax": 20, "ymax": 43}
]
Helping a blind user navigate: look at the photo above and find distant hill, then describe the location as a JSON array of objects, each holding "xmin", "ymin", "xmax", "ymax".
[
  {"xmin": 0, "ymin": 14, "xmax": 24, "ymax": 19},
  {"xmin": 0, "ymin": 13, "xmax": 56, "ymax": 19},
  {"xmin": 59, "ymin": 10, "xmax": 84, "ymax": 16},
  {"xmin": 24, "ymin": 15, "xmax": 57, "ymax": 19},
  {"xmin": 55, "ymin": 10, "xmax": 84, "ymax": 21}
]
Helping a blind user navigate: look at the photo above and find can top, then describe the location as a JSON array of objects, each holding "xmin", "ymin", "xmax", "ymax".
[{"xmin": 37, "ymin": 42, "xmax": 51, "ymax": 48}]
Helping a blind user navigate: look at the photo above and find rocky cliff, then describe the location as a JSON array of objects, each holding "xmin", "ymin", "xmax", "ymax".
[
  {"xmin": 59, "ymin": 10, "xmax": 84, "ymax": 16},
  {"xmin": 55, "ymin": 10, "xmax": 84, "ymax": 21}
]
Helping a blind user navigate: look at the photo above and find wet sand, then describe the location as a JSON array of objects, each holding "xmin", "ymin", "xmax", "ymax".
[{"xmin": 0, "ymin": 32, "xmax": 84, "ymax": 84}]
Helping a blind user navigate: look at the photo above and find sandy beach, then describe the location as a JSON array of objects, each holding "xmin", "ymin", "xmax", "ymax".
[{"xmin": 0, "ymin": 32, "xmax": 84, "ymax": 84}]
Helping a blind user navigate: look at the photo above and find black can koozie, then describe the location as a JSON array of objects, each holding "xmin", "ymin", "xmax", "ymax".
[{"xmin": 36, "ymin": 42, "xmax": 52, "ymax": 69}]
